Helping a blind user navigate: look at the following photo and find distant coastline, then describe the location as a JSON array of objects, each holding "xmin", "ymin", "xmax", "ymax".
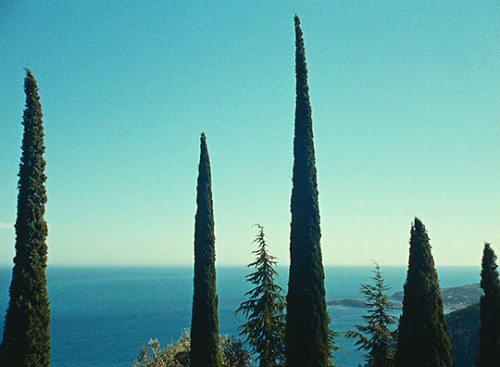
[{"xmin": 327, "ymin": 283, "xmax": 482, "ymax": 311}]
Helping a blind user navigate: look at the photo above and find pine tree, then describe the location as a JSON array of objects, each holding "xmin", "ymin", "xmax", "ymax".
[
  {"xmin": 476, "ymin": 243, "xmax": 500, "ymax": 367},
  {"xmin": 346, "ymin": 263, "xmax": 397, "ymax": 367},
  {"xmin": 285, "ymin": 15, "xmax": 332, "ymax": 367},
  {"xmin": 1, "ymin": 69, "xmax": 51, "ymax": 367},
  {"xmin": 394, "ymin": 218, "xmax": 454, "ymax": 367},
  {"xmin": 190, "ymin": 133, "xmax": 221, "ymax": 367},
  {"xmin": 234, "ymin": 225, "xmax": 286, "ymax": 367}
]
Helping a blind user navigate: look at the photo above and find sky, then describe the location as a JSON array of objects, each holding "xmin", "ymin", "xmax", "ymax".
[{"xmin": 0, "ymin": 1, "xmax": 498, "ymax": 267}]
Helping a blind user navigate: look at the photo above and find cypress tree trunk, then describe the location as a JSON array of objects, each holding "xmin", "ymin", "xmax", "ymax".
[
  {"xmin": 285, "ymin": 15, "xmax": 330, "ymax": 367},
  {"xmin": 395, "ymin": 218, "xmax": 454, "ymax": 367},
  {"xmin": 1, "ymin": 69, "xmax": 51, "ymax": 367},
  {"xmin": 476, "ymin": 243, "xmax": 500, "ymax": 367},
  {"xmin": 190, "ymin": 133, "xmax": 221, "ymax": 367}
]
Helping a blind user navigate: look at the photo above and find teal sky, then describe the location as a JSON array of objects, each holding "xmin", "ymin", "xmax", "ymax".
[{"xmin": 0, "ymin": 1, "xmax": 498, "ymax": 266}]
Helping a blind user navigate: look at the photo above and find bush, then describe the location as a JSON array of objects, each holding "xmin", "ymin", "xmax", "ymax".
[{"xmin": 134, "ymin": 330, "xmax": 250, "ymax": 367}]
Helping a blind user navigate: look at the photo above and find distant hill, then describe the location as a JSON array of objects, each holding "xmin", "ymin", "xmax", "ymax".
[
  {"xmin": 391, "ymin": 283, "xmax": 482, "ymax": 311},
  {"xmin": 327, "ymin": 283, "xmax": 482, "ymax": 311},
  {"xmin": 445, "ymin": 303, "xmax": 480, "ymax": 367}
]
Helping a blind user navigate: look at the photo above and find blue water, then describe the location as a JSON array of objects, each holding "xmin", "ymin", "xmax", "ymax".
[{"xmin": 0, "ymin": 266, "xmax": 481, "ymax": 367}]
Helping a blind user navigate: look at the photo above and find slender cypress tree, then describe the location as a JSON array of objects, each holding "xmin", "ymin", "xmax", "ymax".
[
  {"xmin": 234, "ymin": 225, "xmax": 286, "ymax": 367},
  {"xmin": 476, "ymin": 243, "xmax": 500, "ymax": 367},
  {"xmin": 285, "ymin": 15, "xmax": 331, "ymax": 367},
  {"xmin": 394, "ymin": 218, "xmax": 454, "ymax": 367},
  {"xmin": 1, "ymin": 69, "xmax": 50, "ymax": 367},
  {"xmin": 190, "ymin": 133, "xmax": 221, "ymax": 367}
]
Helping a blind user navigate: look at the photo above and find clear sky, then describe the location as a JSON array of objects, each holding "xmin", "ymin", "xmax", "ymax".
[{"xmin": 0, "ymin": 1, "xmax": 498, "ymax": 267}]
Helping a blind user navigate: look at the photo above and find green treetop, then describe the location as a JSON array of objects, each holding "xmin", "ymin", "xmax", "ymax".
[
  {"xmin": 394, "ymin": 218, "xmax": 454, "ymax": 367},
  {"xmin": 1, "ymin": 69, "xmax": 51, "ymax": 367},
  {"xmin": 190, "ymin": 133, "xmax": 221, "ymax": 367},
  {"xmin": 476, "ymin": 243, "xmax": 500, "ymax": 367},
  {"xmin": 285, "ymin": 15, "xmax": 333, "ymax": 367},
  {"xmin": 234, "ymin": 225, "xmax": 286, "ymax": 367},
  {"xmin": 346, "ymin": 263, "xmax": 397, "ymax": 367}
]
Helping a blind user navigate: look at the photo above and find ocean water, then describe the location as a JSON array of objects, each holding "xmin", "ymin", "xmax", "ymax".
[{"xmin": 0, "ymin": 265, "xmax": 481, "ymax": 367}]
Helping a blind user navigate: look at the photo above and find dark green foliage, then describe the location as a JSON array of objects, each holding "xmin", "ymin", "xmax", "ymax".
[
  {"xmin": 190, "ymin": 133, "xmax": 221, "ymax": 367},
  {"xmin": 285, "ymin": 15, "xmax": 333, "ymax": 367},
  {"xmin": 1, "ymin": 69, "xmax": 51, "ymax": 367},
  {"xmin": 234, "ymin": 225, "xmax": 286, "ymax": 367},
  {"xmin": 394, "ymin": 218, "xmax": 454, "ymax": 367},
  {"xmin": 220, "ymin": 336, "xmax": 251, "ymax": 367},
  {"xmin": 446, "ymin": 303, "xmax": 480, "ymax": 367},
  {"xmin": 476, "ymin": 243, "xmax": 500, "ymax": 366},
  {"xmin": 346, "ymin": 263, "xmax": 397, "ymax": 367}
]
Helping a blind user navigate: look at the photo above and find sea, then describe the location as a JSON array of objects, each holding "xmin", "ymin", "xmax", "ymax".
[{"xmin": 0, "ymin": 265, "xmax": 481, "ymax": 367}]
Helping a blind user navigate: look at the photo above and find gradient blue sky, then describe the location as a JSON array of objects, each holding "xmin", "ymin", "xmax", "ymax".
[{"xmin": 0, "ymin": 1, "xmax": 498, "ymax": 266}]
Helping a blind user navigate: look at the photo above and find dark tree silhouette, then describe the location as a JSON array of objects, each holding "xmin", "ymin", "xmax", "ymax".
[
  {"xmin": 190, "ymin": 133, "xmax": 221, "ymax": 367},
  {"xmin": 346, "ymin": 263, "xmax": 397, "ymax": 367},
  {"xmin": 476, "ymin": 243, "xmax": 500, "ymax": 367},
  {"xmin": 285, "ymin": 15, "xmax": 333, "ymax": 367},
  {"xmin": 1, "ymin": 69, "xmax": 51, "ymax": 367},
  {"xmin": 394, "ymin": 218, "xmax": 454, "ymax": 367},
  {"xmin": 234, "ymin": 225, "xmax": 286, "ymax": 367}
]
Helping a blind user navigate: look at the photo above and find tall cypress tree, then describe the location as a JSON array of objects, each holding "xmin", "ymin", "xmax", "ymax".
[
  {"xmin": 190, "ymin": 133, "xmax": 221, "ymax": 367},
  {"xmin": 1, "ymin": 69, "xmax": 51, "ymax": 367},
  {"xmin": 476, "ymin": 243, "xmax": 500, "ymax": 367},
  {"xmin": 394, "ymin": 218, "xmax": 454, "ymax": 367},
  {"xmin": 285, "ymin": 15, "xmax": 331, "ymax": 367}
]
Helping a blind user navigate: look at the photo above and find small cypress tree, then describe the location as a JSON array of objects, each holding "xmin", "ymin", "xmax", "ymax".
[
  {"xmin": 285, "ymin": 15, "xmax": 332, "ymax": 367},
  {"xmin": 234, "ymin": 225, "xmax": 286, "ymax": 367},
  {"xmin": 394, "ymin": 218, "xmax": 454, "ymax": 367},
  {"xmin": 346, "ymin": 263, "xmax": 397, "ymax": 367},
  {"xmin": 190, "ymin": 133, "xmax": 221, "ymax": 367},
  {"xmin": 476, "ymin": 243, "xmax": 500, "ymax": 367},
  {"xmin": 1, "ymin": 69, "xmax": 51, "ymax": 367}
]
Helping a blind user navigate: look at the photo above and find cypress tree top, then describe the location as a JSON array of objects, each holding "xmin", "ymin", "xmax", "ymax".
[
  {"xmin": 1, "ymin": 69, "xmax": 51, "ymax": 367},
  {"xmin": 292, "ymin": 14, "xmax": 317, "ymax": 205},
  {"xmin": 480, "ymin": 243, "xmax": 500, "ymax": 298},
  {"xmin": 194, "ymin": 133, "xmax": 214, "ymax": 237},
  {"xmin": 17, "ymin": 69, "xmax": 48, "ymax": 239},
  {"xmin": 476, "ymin": 243, "xmax": 500, "ymax": 366},
  {"xmin": 395, "ymin": 218, "xmax": 453, "ymax": 367}
]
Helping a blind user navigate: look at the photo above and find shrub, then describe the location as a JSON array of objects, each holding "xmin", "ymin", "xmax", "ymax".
[{"xmin": 134, "ymin": 330, "xmax": 250, "ymax": 367}]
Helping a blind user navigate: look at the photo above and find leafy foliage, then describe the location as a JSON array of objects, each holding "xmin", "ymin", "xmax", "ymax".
[
  {"xmin": 346, "ymin": 263, "xmax": 397, "ymax": 367},
  {"xmin": 477, "ymin": 243, "xmax": 500, "ymax": 366},
  {"xmin": 190, "ymin": 133, "xmax": 221, "ymax": 367},
  {"xmin": 134, "ymin": 331, "xmax": 250, "ymax": 367},
  {"xmin": 234, "ymin": 225, "xmax": 286, "ymax": 367},
  {"xmin": 1, "ymin": 69, "xmax": 51, "ymax": 367},
  {"xmin": 220, "ymin": 336, "xmax": 251, "ymax": 367},
  {"xmin": 394, "ymin": 218, "xmax": 454, "ymax": 367},
  {"xmin": 286, "ymin": 15, "xmax": 334, "ymax": 367}
]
